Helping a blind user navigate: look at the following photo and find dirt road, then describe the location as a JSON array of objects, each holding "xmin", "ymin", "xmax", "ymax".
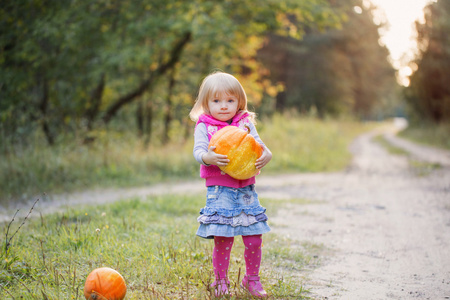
[
  {"xmin": 267, "ymin": 120, "xmax": 450, "ymax": 299},
  {"xmin": 1, "ymin": 120, "xmax": 449, "ymax": 299}
]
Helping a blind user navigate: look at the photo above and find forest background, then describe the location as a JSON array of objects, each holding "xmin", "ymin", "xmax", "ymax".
[{"xmin": 1, "ymin": 0, "xmax": 449, "ymax": 202}]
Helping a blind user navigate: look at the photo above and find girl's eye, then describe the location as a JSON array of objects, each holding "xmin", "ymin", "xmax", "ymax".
[
  {"xmin": 213, "ymin": 99, "xmax": 219, "ymax": 103},
  {"xmin": 228, "ymin": 99, "xmax": 235, "ymax": 103}
]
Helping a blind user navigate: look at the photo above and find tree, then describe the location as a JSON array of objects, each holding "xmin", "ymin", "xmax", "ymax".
[
  {"xmin": 258, "ymin": 0, "xmax": 397, "ymax": 119},
  {"xmin": 1, "ymin": 0, "xmax": 194, "ymax": 144},
  {"xmin": 0, "ymin": 0, "xmax": 336, "ymax": 146},
  {"xmin": 406, "ymin": 0, "xmax": 450, "ymax": 123}
]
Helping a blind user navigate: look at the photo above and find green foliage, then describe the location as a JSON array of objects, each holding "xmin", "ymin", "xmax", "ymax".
[
  {"xmin": 406, "ymin": 0, "xmax": 450, "ymax": 123},
  {"xmin": 0, "ymin": 0, "xmax": 336, "ymax": 146},
  {"xmin": 1, "ymin": 0, "xmax": 194, "ymax": 144},
  {"xmin": 0, "ymin": 195, "xmax": 314, "ymax": 299}
]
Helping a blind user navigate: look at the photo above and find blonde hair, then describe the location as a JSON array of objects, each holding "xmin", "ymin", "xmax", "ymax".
[{"xmin": 189, "ymin": 71, "xmax": 255, "ymax": 123}]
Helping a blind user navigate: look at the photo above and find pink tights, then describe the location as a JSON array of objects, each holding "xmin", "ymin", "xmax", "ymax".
[{"xmin": 212, "ymin": 235, "xmax": 263, "ymax": 280}]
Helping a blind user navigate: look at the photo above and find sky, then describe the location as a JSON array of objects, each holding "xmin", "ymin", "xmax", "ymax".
[{"xmin": 366, "ymin": 0, "xmax": 437, "ymax": 86}]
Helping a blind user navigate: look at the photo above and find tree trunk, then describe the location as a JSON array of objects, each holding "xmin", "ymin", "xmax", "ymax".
[
  {"xmin": 275, "ymin": 91, "xmax": 286, "ymax": 112},
  {"xmin": 183, "ymin": 117, "xmax": 192, "ymax": 143},
  {"xmin": 136, "ymin": 98, "xmax": 144, "ymax": 138},
  {"xmin": 144, "ymin": 101, "xmax": 153, "ymax": 147},
  {"xmin": 39, "ymin": 76, "xmax": 54, "ymax": 145},
  {"xmin": 86, "ymin": 73, "xmax": 105, "ymax": 130},
  {"xmin": 162, "ymin": 68, "xmax": 177, "ymax": 145}
]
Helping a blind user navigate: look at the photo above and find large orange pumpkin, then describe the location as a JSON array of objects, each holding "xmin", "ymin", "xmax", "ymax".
[
  {"xmin": 209, "ymin": 126, "xmax": 263, "ymax": 180},
  {"xmin": 84, "ymin": 267, "xmax": 127, "ymax": 300}
]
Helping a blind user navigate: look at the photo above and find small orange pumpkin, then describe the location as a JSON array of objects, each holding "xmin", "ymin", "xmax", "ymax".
[
  {"xmin": 84, "ymin": 267, "xmax": 127, "ymax": 300},
  {"xmin": 209, "ymin": 126, "xmax": 263, "ymax": 180}
]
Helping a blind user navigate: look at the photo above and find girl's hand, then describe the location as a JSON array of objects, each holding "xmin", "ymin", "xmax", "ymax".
[
  {"xmin": 255, "ymin": 145, "xmax": 272, "ymax": 170},
  {"xmin": 202, "ymin": 146, "xmax": 230, "ymax": 166}
]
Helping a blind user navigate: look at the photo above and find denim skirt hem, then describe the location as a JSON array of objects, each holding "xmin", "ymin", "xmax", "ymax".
[
  {"xmin": 196, "ymin": 221, "xmax": 271, "ymax": 239},
  {"xmin": 196, "ymin": 184, "xmax": 271, "ymax": 240}
]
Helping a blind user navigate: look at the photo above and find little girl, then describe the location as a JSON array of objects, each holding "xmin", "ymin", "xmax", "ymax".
[{"xmin": 190, "ymin": 71, "xmax": 272, "ymax": 297}]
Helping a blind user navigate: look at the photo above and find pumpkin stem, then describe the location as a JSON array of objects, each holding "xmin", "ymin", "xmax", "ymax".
[{"xmin": 244, "ymin": 124, "xmax": 250, "ymax": 133}]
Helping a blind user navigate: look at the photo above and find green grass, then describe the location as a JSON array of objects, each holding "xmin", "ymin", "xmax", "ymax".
[
  {"xmin": 260, "ymin": 115, "xmax": 376, "ymax": 174},
  {"xmin": 399, "ymin": 121, "xmax": 450, "ymax": 150},
  {"xmin": 0, "ymin": 136, "xmax": 199, "ymax": 204},
  {"xmin": 373, "ymin": 135, "xmax": 409, "ymax": 156},
  {"xmin": 0, "ymin": 194, "xmax": 317, "ymax": 299},
  {"xmin": 0, "ymin": 115, "xmax": 376, "ymax": 203},
  {"xmin": 373, "ymin": 135, "xmax": 442, "ymax": 177},
  {"xmin": 409, "ymin": 160, "xmax": 442, "ymax": 177}
]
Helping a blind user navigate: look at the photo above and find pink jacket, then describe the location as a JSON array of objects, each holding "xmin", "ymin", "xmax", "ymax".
[{"xmin": 196, "ymin": 113, "xmax": 257, "ymax": 188}]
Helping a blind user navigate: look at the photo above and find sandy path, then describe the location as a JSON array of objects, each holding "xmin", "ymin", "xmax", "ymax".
[
  {"xmin": 269, "ymin": 120, "xmax": 450, "ymax": 299},
  {"xmin": 1, "ymin": 119, "xmax": 449, "ymax": 299}
]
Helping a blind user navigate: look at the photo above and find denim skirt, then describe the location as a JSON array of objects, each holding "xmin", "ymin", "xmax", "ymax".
[{"xmin": 196, "ymin": 185, "xmax": 271, "ymax": 239}]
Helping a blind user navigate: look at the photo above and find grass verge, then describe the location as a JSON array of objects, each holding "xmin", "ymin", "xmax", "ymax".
[
  {"xmin": 0, "ymin": 115, "xmax": 376, "ymax": 203},
  {"xmin": 1, "ymin": 194, "xmax": 318, "ymax": 299},
  {"xmin": 373, "ymin": 136, "xmax": 409, "ymax": 156},
  {"xmin": 373, "ymin": 135, "xmax": 442, "ymax": 176},
  {"xmin": 260, "ymin": 115, "xmax": 376, "ymax": 174},
  {"xmin": 399, "ymin": 122, "xmax": 450, "ymax": 150}
]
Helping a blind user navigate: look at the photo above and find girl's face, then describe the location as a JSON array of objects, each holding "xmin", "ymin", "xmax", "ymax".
[{"xmin": 207, "ymin": 92, "xmax": 239, "ymax": 122}]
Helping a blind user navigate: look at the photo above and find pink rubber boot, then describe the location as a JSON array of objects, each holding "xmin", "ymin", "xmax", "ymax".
[
  {"xmin": 241, "ymin": 235, "xmax": 267, "ymax": 298},
  {"xmin": 241, "ymin": 275, "xmax": 268, "ymax": 298},
  {"xmin": 211, "ymin": 236, "xmax": 234, "ymax": 296}
]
